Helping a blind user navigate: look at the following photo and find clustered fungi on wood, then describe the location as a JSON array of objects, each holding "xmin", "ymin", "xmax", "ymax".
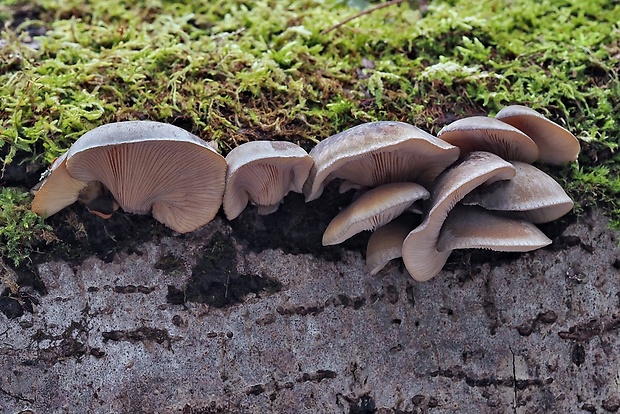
[{"xmin": 31, "ymin": 105, "xmax": 580, "ymax": 282}]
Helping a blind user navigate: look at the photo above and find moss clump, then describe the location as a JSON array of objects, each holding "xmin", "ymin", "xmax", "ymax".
[
  {"xmin": 0, "ymin": 188, "xmax": 54, "ymax": 266},
  {"xmin": 0, "ymin": 0, "xmax": 619, "ymax": 267}
]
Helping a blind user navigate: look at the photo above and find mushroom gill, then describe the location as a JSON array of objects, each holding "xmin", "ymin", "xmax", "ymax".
[
  {"xmin": 223, "ymin": 141, "xmax": 313, "ymax": 220},
  {"xmin": 64, "ymin": 121, "xmax": 227, "ymax": 233}
]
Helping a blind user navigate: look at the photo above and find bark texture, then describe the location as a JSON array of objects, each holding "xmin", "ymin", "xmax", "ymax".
[{"xmin": 1, "ymin": 207, "xmax": 619, "ymax": 413}]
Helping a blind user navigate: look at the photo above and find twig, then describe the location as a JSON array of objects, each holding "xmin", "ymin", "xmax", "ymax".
[{"xmin": 321, "ymin": 0, "xmax": 408, "ymax": 35}]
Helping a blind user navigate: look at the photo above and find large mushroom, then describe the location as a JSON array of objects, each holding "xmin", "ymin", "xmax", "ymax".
[
  {"xmin": 495, "ymin": 105, "xmax": 580, "ymax": 164},
  {"xmin": 437, "ymin": 116, "xmax": 539, "ymax": 163},
  {"xmin": 33, "ymin": 121, "xmax": 227, "ymax": 233},
  {"xmin": 461, "ymin": 161, "xmax": 574, "ymax": 223},
  {"xmin": 402, "ymin": 151, "xmax": 517, "ymax": 282},
  {"xmin": 303, "ymin": 121, "xmax": 459, "ymax": 202},
  {"xmin": 322, "ymin": 182, "xmax": 429, "ymax": 246},
  {"xmin": 223, "ymin": 141, "xmax": 313, "ymax": 220}
]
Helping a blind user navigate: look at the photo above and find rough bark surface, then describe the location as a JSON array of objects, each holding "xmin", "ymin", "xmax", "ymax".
[{"xmin": 1, "ymin": 205, "xmax": 619, "ymax": 414}]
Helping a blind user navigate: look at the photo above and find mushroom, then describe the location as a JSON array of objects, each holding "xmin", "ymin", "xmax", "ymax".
[
  {"xmin": 437, "ymin": 116, "xmax": 539, "ymax": 163},
  {"xmin": 437, "ymin": 205, "xmax": 551, "ymax": 252},
  {"xmin": 62, "ymin": 121, "xmax": 226, "ymax": 233},
  {"xmin": 322, "ymin": 182, "xmax": 429, "ymax": 246},
  {"xmin": 461, "ymin": 161, "xmax": 574, "ymax": 223},
  {"xmin": 31, "ymin": 152, "xmax": 89, "ymax": 217},
  {"xmin": 223, "ymin": 141, "xmax": 313, "ymax": 220},
  {"xmin": 402, "ymin": 151, "xmax": 516, "ymax": 282},
  {"xmin": 366, "ymin": 214, "xmax": 419, "ymax": 276},
  {"xmin": 495, "ymin": 105, "xmax": 580, "ymax": 164},
  {"xmin": 303, "ymin": 121, "xmax": 459, "ymax": 202}
]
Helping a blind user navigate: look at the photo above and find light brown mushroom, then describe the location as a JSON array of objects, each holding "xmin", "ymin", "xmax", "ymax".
[
  {"xmin": 495, "ymin": 105, "xmax": 580, "ymax": 164},
  {"xmin": 437, "ymin": 116, "xmax": 539, "ymax": 163},
  {"xmin": 402, "ymin": 151, "xmax": 516, "ymax": 282},
  {"xmin": 303, "ymin": 121, "xmax": 459, "ymax": 201},
  {"xmin": 322, "ymin": 182, "xmax": 429, "ymax": 246},
  {"xmin": 62, "ymin": 121, "xmax": 227, "ymax": 233},
  {"xmin": 31, "ymin": 152, "xmax": 89, "ymax": 217},
  {"xmin": 366, "ymin": 214, "xmax": 419, "ymax": 276},
  {"xmin": 223, "ymin": 141, "xmax": 313, "ymax": 220},
  {"xmin": 461, "ymin": 161, "xmax": 574, "ymax": 223},
  {"xmin": 437, "ymin": 205, "xmax": 551, "ymax": 252}
]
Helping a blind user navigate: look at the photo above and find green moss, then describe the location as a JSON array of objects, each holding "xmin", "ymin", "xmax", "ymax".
[
  {"xmin": 0, "ymin": 188, "xmax": 53, "ymax": 266},
  {"xmin": 0, "ymin": 0, "xmax": 619, "ymax": 267}
]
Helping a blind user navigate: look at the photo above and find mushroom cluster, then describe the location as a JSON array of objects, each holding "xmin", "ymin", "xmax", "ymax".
[{"xmin": 31, "ymin": 105, "xmax": 579, "ymax": 282}]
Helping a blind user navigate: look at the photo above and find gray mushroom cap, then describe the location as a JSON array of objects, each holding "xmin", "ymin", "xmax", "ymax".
[
  {"xmin": 402, "ymin": 151, "xmax": 516, "ymax": 282},
  {"xmin": 223, "ymin": 141, "xmax": 313, "ymax": 220},
  {"xmin": 303, "ymin": 121, "xmax": 459, "ymax": 201},
  {"xmin": 65, "ymin": 121, "xmax": 227, "ymax": 233},
  {"xmin": 461, "ymin": 161, "xmax": 574, "ymax": 223},
  {"xmin": 437, "ymin": 116, "xmax": 539, "ymax": 163},
  {"xmin": 495, "ymin": 105, "xmax": 580, "ymax": 164},
  {"xmin": 437, "ymin": 205, "xmax": 551, "ymax": 252},
  {"xmin": 322, "ymin": 182, "xmax": 429, "ymax": 246}
]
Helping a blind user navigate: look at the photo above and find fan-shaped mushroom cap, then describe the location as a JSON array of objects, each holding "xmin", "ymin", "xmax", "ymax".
[
  {"xmin": 31, "ymin": 152, "xmax": 89, "ymax": 217},
  {"xmin": 437, "ymin": 116, "xmax": 539, "ymax": 163},
  {"xmin": 223, "ymin": 141, "xmax": 313, "ymax": 220},
  {"xmin": 303, "ymin": 121, "xmax": 459, "ymax": 202},
  {"xmin": 402, "ymin": 151, "xmax": 516, "ymax": 282},
  {"xmin": 461, "ymin": 161, "xmax": 573, "ymax": 223},
  {"xmin": 495, "ymin": 105, "xmax": 580, "ymax": 164},
  {"xmin": 322, "ymin": 182, "xmax": 429, "ymax": 246},
  {"xmin": 65, "ymin": 121, "xmax": 227, "ymax": 233},
  {"xmin": 437, "ymin": 205, "xmax": 551, "ymax": 252},
  {"xmin": 366, "ymin": 215, "xmax": 420, "ymax": 276}
]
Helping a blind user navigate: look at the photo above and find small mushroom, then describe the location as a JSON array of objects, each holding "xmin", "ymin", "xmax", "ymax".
[
  {"xmin": 31, "ymin": 152, "xmax": 89, "ymax": 217},
  {"xmin": 223, "ymin": 141, "xmax": 313, "ymax": 220},
  {"xmin": 437, "ymin": 116, "xmax": 539, "ymax": 163},
  {"xmin": 437, "ymin": 205, "xmax": 551, "ymax": 252},
  {"xmin": 63, "ymin": 121, "xmax": 227, "ymax": 233},
  {"xmin": 495, "ymin": 105, "xmax": 580, "ymax": 164},
  {"xmin": 322, "ymin": 182, "xmax": 429, "ymax": 246},
  {"xmin": 461, "ymin": 161, "xmax": 574, "ymax": 223},
  {"xmin": 402, "ymin": 151, "xmax": 516, "ymax": 282},
  {"xmin": 366, "ymin": 214, "xmax": 419, "ymax": 276},
  {"xmin": 303, "ymin": 121, "xmax": 459, "ymax": 201}
]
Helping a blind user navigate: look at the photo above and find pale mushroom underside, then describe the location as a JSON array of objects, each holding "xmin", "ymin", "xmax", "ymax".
[
  {"xmin": 66, "ymin": 141, "xmax": 226, "ymax": 233},
  {"xmin": 322, "ymin": 182, "xmax": 429, "ymax": 246}
]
